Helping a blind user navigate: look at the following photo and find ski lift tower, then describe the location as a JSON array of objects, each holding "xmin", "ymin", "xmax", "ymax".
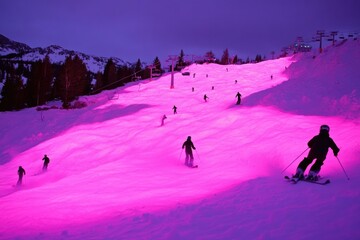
[
  {"xmin": 328, "ymin": 31, "xmax": 338, "ymax": 46},
  {"xmin": 147, "ymin": 65, "xmax": 155, "ymax": 81},
  {"xmin": 315, "ymin": 30, "xmax": 326, "ymax": 53},
  {"xmin": 167, "ymin": 55, "xmax": 179, "ymax": 89}
]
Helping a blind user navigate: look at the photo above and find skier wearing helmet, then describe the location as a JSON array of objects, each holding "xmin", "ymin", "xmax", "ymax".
[{"xmin": 294, "ymin": 125, "xmax": 340, "ymax": 181}]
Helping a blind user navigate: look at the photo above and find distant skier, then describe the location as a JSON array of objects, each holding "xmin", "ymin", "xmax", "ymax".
[
  {"xmin": 17, "ymin": 166, "xmax": 26, "ymax": 186},
  {"xmin": 204, "ymin": 94, "xmax": 209, "ymax": 102},
  {"xmin": 173, "ymin": 105, "xmax": 177, "ymax": 114},
  {"xmin": 42, "ymin": 154, "xmax": 50, "ymax": 171},
  {"xmin": 235, "ymin": 92, "xmax": 242, "ymax": 105},
  {"xmin": 235, "ymin": 80, "xmax": 238, "ymax": 84},
  {"xmin": 161, "ymin": 114, "xmax": 167, "ymax": 126},
  {"xmin": 293, "ymin": 125, "xmax": 340, "ymax": 181},
  {"xmin": 182, "ymin": 136, "xmax": 196, "ymax": 167},
  {"xmin": 192, "ymin": 87, "xmax": 195, "ymax": 92},
  {"xmin": 271, "ymin": 75, "xmax": 273, "ymax": 80},
  {"xmin": 212, "ymin": 86, "xmax": 214, "ymax": 90}
]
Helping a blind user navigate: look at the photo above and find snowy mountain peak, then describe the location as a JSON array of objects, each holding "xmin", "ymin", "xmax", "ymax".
[
  {"xmin": 0, "ymin": 34, "xmax": 31, "ymax": 55},
  {"xmin": 0, "ymin": 34, "xmax": 128, "ymax": 73}
]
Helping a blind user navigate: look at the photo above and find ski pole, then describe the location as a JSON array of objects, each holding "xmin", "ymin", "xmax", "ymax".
[
  {"xmin": 179, "ymin": 148, "xmax": 183, "ymax": 162},
  {"xmin": 335, "ymin": 156, "xmax": 350, "ymax": 180},
  {"xmin": 281, "ymin": 148, "xmax": 309, "ymax": 173},
  {"xmin": 195, "ymin": 149, "xmax": 201, "ymax": 164}
]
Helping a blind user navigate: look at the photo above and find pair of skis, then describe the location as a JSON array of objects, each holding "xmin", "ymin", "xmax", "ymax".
[
  {"xmin": 284, "ymin": 175, "xmax": 330, "ymax": 185},
  {"xmin": 185, "ymin": 164, "xmax": 198, "ymax": 168}
]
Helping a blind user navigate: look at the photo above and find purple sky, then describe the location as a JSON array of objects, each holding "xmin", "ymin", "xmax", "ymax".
[{"xmin": 0, "ymin": 0, "xmax": 359, "ymax": 63}]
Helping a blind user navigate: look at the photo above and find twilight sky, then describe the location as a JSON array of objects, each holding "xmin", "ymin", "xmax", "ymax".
[{"xmin": 0, "ymin": 0, "xmax": 359, "ymax": 63}]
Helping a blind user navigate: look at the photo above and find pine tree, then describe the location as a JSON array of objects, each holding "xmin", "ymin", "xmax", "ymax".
[
  {"xmin": 232, "ymin": 55, "xmax": 239, "ymax": 64},
  {"xmin": 176, "ymin": 49, "xmax": 185, "ymax": 70},
  {"xmin": 117, "ymin": 65, "xmax": 132, "ymax": 85},
  {"xmin": 94, "ymin": 71, "xmax": 104, "ymax": 93},
  {"xmin": 205, "ymin": 51, "xmax": 216, "ymax": 63},
  {"xmin": 40, "ymin": 55, "xmax": 53, "ymax": 105},
  {"xmin": 59, "ymin": 56, "xmax": 73, "ymax": 108},
  {"xmin": 153, "ymin": 56, "xmax": 162, "ymax": 71},
  {"xmin": 72, "ymin": 55, "xmax": 88, "ymax": 96},
  {"xmin": 150, "ymin": 56, "xmax": 162, "ymax": 78},
  {"xmin": 26, "ymin": 60, "xmax": 41, "ymax": 107},
  {"xmin": 221, "ymin": 48, "xmax": 230, "ymax": 65},
  {"xmin": 25, "ymin": 56, "xmax": 53, "ymax": 107},
  {"xmin": 103, "ymin": 58, "xmax": 117, "ymax": 89},
  {"xmin": 255, "ymin": 54, "xmax": 262, "ymax": 63},
  {"xmin": 134, "ymin": 58, "xmax": 142, "ymax": 80},
  {"xmin": 58, "ymin": 55, "xmax": 88, "ymax": 108},
  {"xmin": 0, "ymin": 65, "xmax": 25, "ymax": 111}
]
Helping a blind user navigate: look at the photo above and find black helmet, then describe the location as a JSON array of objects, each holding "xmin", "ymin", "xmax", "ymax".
[{"xmin": 320, "ymin": 125, "xmax": 330, "ymax": 132}]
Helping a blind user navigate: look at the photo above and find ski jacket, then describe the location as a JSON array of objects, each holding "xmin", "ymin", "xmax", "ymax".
[
  {"xmin": 182, "ymin": 140, "xmax": 196, "ymax": 154},
  {"xmin": 43, "ymin": 156, "xmax": 50, "ymax": 163},
  {"xmin": 18, "ymin": 167, "xmax": 26, "ymax": 176},
  {"xmin": 307, "ymin": 131, "xmax": 339, "ymax": 158}
]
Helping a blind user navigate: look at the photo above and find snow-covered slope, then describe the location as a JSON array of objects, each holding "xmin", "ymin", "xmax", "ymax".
[
  {"xmin": 0, "ymin": 40, "xmax": 359, "ymax": 240},
  {"xmin": 245, "ymin": 39, "xmax": 360, "ymax": 118}
]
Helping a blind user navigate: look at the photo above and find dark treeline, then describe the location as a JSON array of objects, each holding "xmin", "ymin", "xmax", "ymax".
[
  {"xmin": 0, "ymin": 55, "xmax": 155, "ymax": 111},
  {"xmin": 200, "ymin": 49, "xmax": 264, "ymax": 65}
]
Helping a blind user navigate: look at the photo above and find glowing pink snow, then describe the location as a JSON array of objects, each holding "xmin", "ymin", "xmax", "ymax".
[{"xmin": 0, "ymin": 40, "xmax": 359, "ymax": 239}]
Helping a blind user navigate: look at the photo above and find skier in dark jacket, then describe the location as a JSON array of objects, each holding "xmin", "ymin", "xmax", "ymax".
[
  {"xmin": 235, "ymin": 92, "xmax": 242, "ymax": 105},
  {"xmin": 42, "ymin": 154, "xmax": 50, "ymax": 171},
  {"xmin": 173, "ymin": 105, "xmax": 177, "ymax": 114},
  {"xmin": 294, "ymin": 125, "xmax": 340, "ymax": 180},
  {"xmin": 204, "ymin": 94, "xmax": 209, "ymax": 102},
  {"xmin": 161, "ymin": 114, "xmax": 167, "ymax": 126},
  {"xmin": 17, "ymin": 166, "xmax": 26, "ymax": 186},
  {"xmin": 182, "ymin": 136, "xmax": 196, "ymax": 167}
]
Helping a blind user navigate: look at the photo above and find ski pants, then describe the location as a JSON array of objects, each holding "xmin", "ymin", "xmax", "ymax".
[
  {"xmin": 17, "ymin": 175, "xmax": 24, "ymax": 186},
  {"xmin": 43, "ymin": 162, "xmax": 49, "ymax": 171},
  {"xmin": 185, "ymin": 151, "xmax": 194, "ymax": 166},
  {"xmin": 297, "ymin": 152, "xmax": 326, "ymax": 174}
]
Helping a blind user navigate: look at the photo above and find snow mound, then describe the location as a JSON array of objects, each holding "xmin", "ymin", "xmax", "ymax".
[{"xmin": 244, "ymin": 39, "xmax": 360, "ymax": 118}]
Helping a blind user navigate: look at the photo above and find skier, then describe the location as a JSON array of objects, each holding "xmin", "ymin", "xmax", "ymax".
[
  {"xmin": 204, "ymin": 94, "xmax": 209, "ymax": 102},
  {"xmin": 173, "ymin": 105, "xmax": 177, "ymax": 114},
  {"xmin": 192, "ymin": 87, "xmax": 194, "ymax": 92},
  {"xmin": 235, "ymin": 80, "xmax": 238, "ymax": 84},
  {"xmin": 42, "ymin": 154, "xmax": 50, "ymax": 171},
  {"xmin": 161, "ymin": 114, "xmax": 167, "ymax": 126},
  {"xmin": 235, "ymin": 92, "xmax": 242, "ymax": 105},
  {"xmin": 17, "ymin": 166, "xmax": 26, "ymax": 186},
  {"xmin": 182, "ymin": 136, "xmax": 196, "ymax": 167},
  {"xmin": 293, "ymin": 125, "xmax": 340, "ymax": 181}
]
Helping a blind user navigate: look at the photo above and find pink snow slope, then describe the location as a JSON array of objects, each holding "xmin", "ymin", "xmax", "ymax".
[{"xmin": 0, "ymin": 40, "xmax": 359, "ymax": 240}]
